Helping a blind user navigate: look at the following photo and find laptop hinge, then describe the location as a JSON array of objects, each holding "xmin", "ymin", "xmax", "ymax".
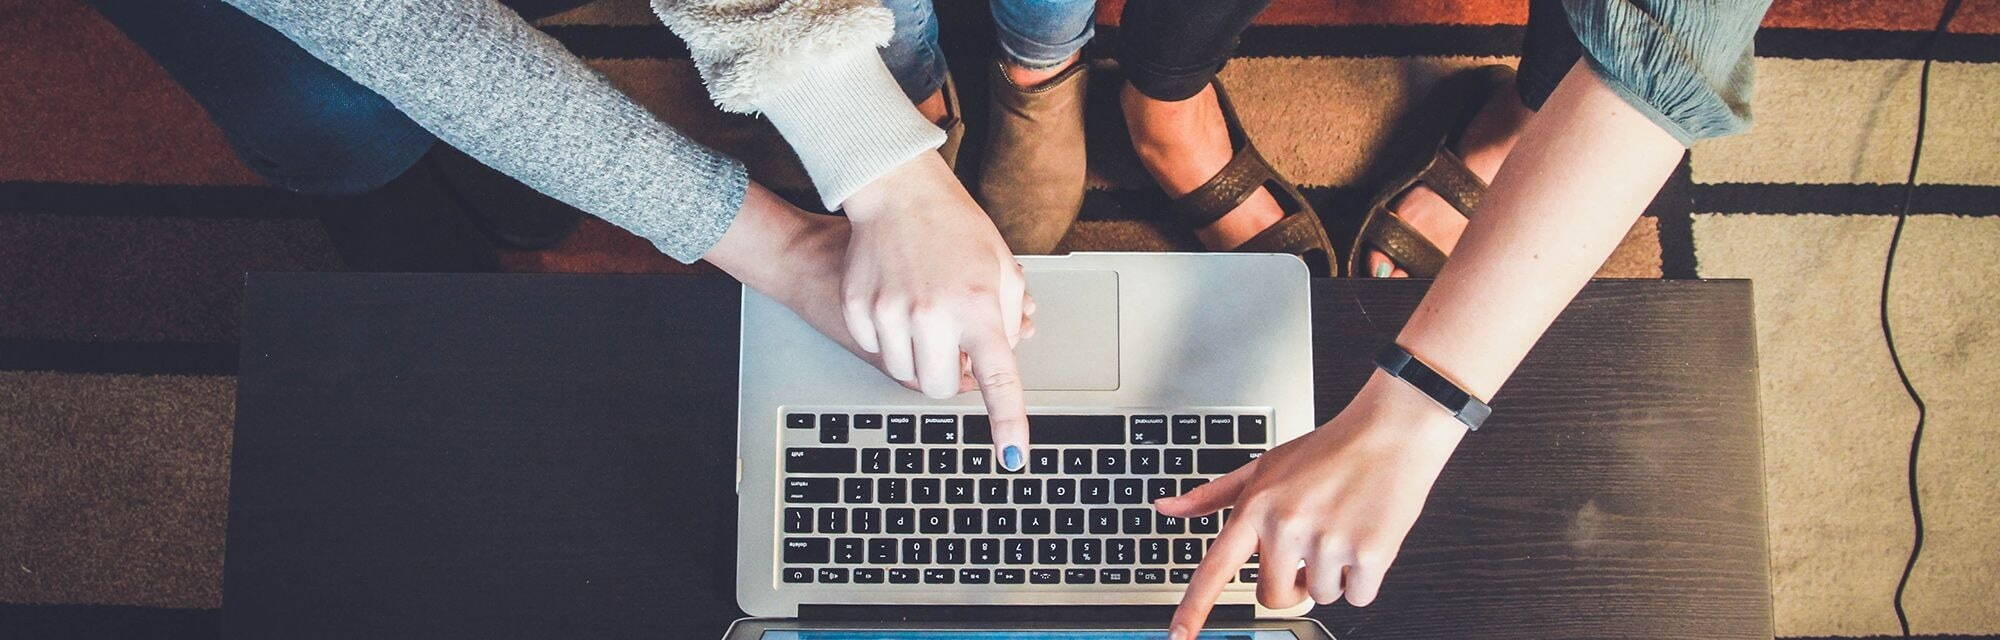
[{"xmin": 797, "ymin": 604, "xmax": 1256, "ymax": 623}]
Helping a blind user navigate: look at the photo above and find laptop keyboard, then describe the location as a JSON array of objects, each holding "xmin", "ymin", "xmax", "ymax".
[{"xmin": 777, "ymin": 411, "xmax": 1267, "ymax": 587}]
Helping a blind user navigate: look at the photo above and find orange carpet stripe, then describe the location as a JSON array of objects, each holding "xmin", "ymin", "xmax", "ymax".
[
  {"xmin": 0, "ymin": 0, "xmax": 262, "ymax": 186},
  {"xmin": 1764, "ymin": 0, "xmax": 2000, "ymax": 34},
  {"xmin": 1093, "ymin": 0, "xmax": 1524, "ymax": 27}
]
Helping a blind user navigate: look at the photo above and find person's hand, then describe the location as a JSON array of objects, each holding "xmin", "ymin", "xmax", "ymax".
[
  {"xmin": 838, "ymin": 152, "xmax": 1036, "ymax": 469},
  {"xmin": 1156, "ymin": 371, "xmax": 1468, "ymax": 640},
  {"xmin": 704, "ymin": 183, "xmax": 1013, "ymax": 393}
]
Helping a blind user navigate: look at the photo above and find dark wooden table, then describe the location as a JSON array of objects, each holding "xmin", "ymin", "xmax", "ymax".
[{"xmin": 226, "ymin": 273, "xmax": 1769, "ymax": 640}]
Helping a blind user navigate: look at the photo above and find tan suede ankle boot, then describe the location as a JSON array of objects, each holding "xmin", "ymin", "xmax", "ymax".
[
  {"xmin": 974, "ymin": 60, "xmax": 1088, "ymax": 254},
  {"xmin": 936, "ymin": 72, "xmax": 966, "ymax": 170}
]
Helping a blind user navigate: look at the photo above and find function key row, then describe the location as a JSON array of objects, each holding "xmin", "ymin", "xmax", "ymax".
[
  {"xmin": 786, "ymin": 447, "xmax": 1263, "ymax": 476},
  {"xmin": 785, "ymin": 413, "xmax": 1269, "ymax": 446}
]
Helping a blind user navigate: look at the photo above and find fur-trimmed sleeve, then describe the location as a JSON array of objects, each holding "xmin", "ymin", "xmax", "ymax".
[{"xmin": 654, "ymin": 0, "xmax": 945, "ymax": 209}]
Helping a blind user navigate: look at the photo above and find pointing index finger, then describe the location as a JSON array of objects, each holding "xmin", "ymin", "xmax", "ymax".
[
  {"xmin": 1171, "ymin": 519, "xmax": 1259, "ymax": 640},
  {"xmin": 964, "ymin": 326, "xmax": 1029, "ymax": 471}
]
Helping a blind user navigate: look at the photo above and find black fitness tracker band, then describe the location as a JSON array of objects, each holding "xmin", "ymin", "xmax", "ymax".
[{"xmin": 1374, "ymin": 343, "xmax": 1492, "ymax": 431}]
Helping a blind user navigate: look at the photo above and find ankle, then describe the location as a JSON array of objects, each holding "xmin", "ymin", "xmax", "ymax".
[
  {"xmin": 1453, "ymin": 84, "xmax": 1533, "ymax": 178},
  {"xmin": 915, "ymin": 88, "xmax": 949, "ymax": 125},
  {"xmin": 1121, "ymin": 83, "xmax": 1229, "ymax": 183},
  {"xmin": 1120, "ymin": 83, "xmax": 1189, "ymax": 150},
  {"xmin": 1001, "ymin": 52, "xmax": 1081, "ymax": 90}
]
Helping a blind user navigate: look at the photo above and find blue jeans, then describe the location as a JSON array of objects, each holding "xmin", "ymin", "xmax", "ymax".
[
  {"xmin": 84, "ymin": 0, "xmax": 586, "ymax": 195},
  {"xmin": 878, "ymin": 0, "xmax": 1097, "ymax": 103}
]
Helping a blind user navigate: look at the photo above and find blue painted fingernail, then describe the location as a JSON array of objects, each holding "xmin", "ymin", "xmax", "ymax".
[
  {"xmin": 1374, "ymin": 262, "xmax": 1392, "ymax": 278},
  {"xmin": 1002, "ymin": 446, "xmax": 1024, "ymax": 471}
]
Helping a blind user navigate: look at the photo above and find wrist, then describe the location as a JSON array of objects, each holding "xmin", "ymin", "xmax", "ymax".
[
  {"xmin": 1394, "ymin": 334, "xmax": 1502, "ymax": 402},
  {"xmin": 1350, "ymin": 368, "xmax": 1470, "ymax": 451},
  {"xmin": 705, "ymin": 183, "xmax": 821, "ymax": 292},
  {"xmin": 839, "ymin": 152, "xmax": 950, "ymax": 223}
]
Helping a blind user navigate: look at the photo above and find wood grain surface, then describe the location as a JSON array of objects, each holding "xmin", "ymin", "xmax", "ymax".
[
  {"xmin": 1304, "ymin": 280, "xmax": 1770, "ymax": 639},
  {"xmin": 226, "ymin": 274, "xmax": 1767, "ymax": 640}
]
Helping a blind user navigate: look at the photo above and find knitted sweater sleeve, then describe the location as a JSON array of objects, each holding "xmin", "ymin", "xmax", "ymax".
[{"xmin": 225, "ymin": 0, "xmax": 750, "ymax": 262}]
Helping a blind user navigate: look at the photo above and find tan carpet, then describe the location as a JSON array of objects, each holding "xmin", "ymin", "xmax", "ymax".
[{"xmin": 1694, "ymin": 213, "xmax": 2000, "ymax": 635}]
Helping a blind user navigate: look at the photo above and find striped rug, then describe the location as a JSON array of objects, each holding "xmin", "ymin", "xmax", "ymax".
[{"xmin": 2, "ymin": 0, "xmax": 1996, "ymax": 636}]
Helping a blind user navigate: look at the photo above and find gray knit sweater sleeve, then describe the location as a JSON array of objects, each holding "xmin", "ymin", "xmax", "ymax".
[{"xmin": 225, "ymin": 0, "xmax": 748, "ymax": 263}]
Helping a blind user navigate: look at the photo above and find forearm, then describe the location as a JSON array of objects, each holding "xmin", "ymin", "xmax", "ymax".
[
  {"xmin": 225, "ymin": 0, "xmax": 746, "ymax": 262},
  {"xmin": 1396, "ymin": 61, "xmax": 1684, "ymax": 405}
]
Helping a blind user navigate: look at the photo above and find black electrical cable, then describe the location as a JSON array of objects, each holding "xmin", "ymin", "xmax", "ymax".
[{"xmin": 1885, "ymin": 0, "xmax": 1960, "ymax": 635}]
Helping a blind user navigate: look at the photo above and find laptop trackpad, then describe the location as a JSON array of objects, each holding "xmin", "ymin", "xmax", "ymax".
[{"xmin": 1016, "ymin": 269, "xmax": 1118, "ymax": 391}]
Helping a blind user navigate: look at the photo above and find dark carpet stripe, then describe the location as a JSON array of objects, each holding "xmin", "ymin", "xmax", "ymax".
[
  {"xmin": 1758, "ymin": 27, "xmax": 2000, "ymax": 63},
  {"xmin": 0, "ymin": 181, "xmax": 324, "ymax": 219},
  {"xmin": 0, "ymin": 339, "xmax": 236, "ymax": 376},
  {"xmin": 12, "ymin": 181, "xmax": 1992, "ymax": 224},
  {"xmin": 1656, "ymin": 211, "xmax": 1700, "ymax": 279},
  {"xmin": 545, "ymin": 23, "xmax": 2000, "ymax": 63},
  {"xmin": 1689, "ymin": 183, "xmax": 2000, "ymax": 216},
  {"xmin": 0, "ymin": 604, "xmax": 218, "ymax": 640},
  {"xmin": 1082, "ymin": 185, "xmax": 1368, "ymax": 223},
  {"xmin": 1654, "ymin": 158, "xmax": 1701, "ymax": 280}
]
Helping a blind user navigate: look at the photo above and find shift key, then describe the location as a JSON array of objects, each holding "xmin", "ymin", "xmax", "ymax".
[{"xmin": 785, "ymin": 448, "xmax": 855, "ymax": 473}]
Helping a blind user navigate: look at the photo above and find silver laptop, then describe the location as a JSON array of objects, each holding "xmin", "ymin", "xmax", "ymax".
[{"xmin": 731, "ymin": 253, "xmax": 1326, "ymax": 639}]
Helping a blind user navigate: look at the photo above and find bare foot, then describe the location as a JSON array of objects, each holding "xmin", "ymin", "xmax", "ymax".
[
  {"xmin": 1364, "ymin": 82, "xmax": 1533, "ymax": 277},
  {"xmin": 1122, "ymin": 83, "xmax": 1285, "ymax": 250}
]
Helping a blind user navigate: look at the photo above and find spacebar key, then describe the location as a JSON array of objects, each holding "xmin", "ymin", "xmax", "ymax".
[
  {"xmin": 1027, "ymin": 415, "xmax": 1125, "ymax": 444},
  {"xmin": 1197, "ymin": 449, "xmax": 1264, "ymax": 474}
]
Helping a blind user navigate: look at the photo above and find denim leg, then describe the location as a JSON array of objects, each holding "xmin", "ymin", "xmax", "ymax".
[
  {"xmin": 85, "ymin": 0, "xmax": 436, "ymax": 195},
  {"xmin": 876, "ymin": 0, "xmax": 948, "ymax": 103},
  {"xmin": 990, "ymin": 0, "xmax": 1096, "ymax": 70}
]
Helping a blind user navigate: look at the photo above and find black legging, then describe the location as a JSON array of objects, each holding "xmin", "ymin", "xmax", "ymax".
[
  {"xmin": 1117, "ymin": 0, "xmax": 1587, "ymax": 108},
  {"xmin": 1116, "ymin": 0, "xmax": 1274, "ymax": 102}
]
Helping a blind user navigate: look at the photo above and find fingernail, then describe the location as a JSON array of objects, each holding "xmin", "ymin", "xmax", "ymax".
[
  {"xmin": 1002, "ymin": 445, "xmax": 1024, "ymax": 471},
  {"xmin": 1374, "ymin": 262, "xmax": 1392, "ymax": 278},
  {"xmin": 1168, "ymin": 624, "xmax": 1190, "ymax": 640}
]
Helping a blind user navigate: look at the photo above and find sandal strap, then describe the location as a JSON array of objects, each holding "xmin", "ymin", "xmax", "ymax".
[
  {"xmin": 1357, "ymin": 202, "xmax": 1448, "ymax": 277},
  {"xmin": 1170, "ymin": 142, "xmax": 1273, "ymax": 230},
  {"xmin": 1234, "ymin": 207, "xmax": 1339, "ymax": 276},
  {"xmin": 1419, "ymin": 147, "xmax": 1486, "ymax": 219}
]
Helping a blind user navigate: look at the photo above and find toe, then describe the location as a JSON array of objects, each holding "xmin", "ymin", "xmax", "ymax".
[{"xmin": 1365, "ymin": 250, "xmax": 1404, "ymax": 278}]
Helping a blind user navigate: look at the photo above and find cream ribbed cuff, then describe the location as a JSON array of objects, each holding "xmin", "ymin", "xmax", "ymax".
[{"xmin": 752, "ymin": 48, "xmax": 945, "ymax": 210}]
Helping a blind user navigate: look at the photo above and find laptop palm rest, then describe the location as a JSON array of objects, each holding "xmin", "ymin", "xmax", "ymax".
[{"xmin": 1016, "ymin": 269, "xmax": 1119, "ymax": 391}]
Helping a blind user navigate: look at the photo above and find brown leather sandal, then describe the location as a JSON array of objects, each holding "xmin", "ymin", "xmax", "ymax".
[
  {"xmin": 1348, "ymin": 65, "xmax": 1513, "ymax": 278},
  {"xmin": 1169, "ymin": 81, "xmax": 1340, "ymax": 277}
]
